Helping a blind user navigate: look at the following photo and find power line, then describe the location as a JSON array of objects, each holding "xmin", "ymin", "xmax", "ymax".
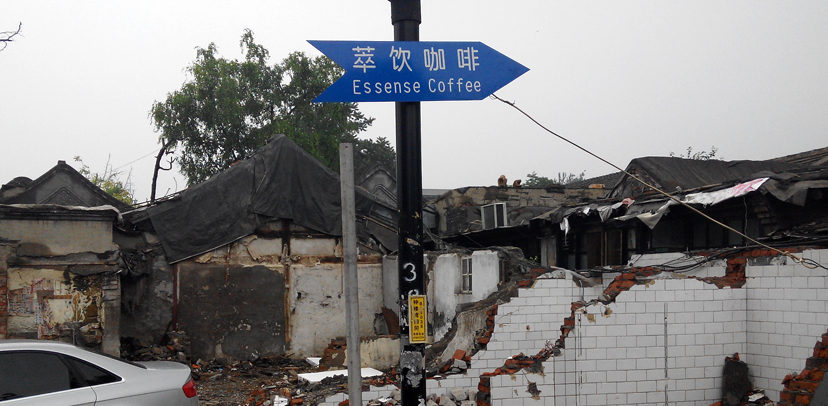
[
  {"xmin": 489, "ymin": 93, "xmax": 823, "ymax": 270},
  {"xmin": 112, "ymin": 149, "xmax": 161, "ymax": 171}
]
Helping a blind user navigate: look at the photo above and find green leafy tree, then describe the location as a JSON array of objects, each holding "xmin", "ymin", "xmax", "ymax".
[
  {"xmin": 524, "ymin": 172, "xmax": 555, "ymax": 187},
  {"xmin": 353, "ymin": 136, "xmax": 395, "ymax": 175},
  {"xmin": 524, "ymin": 171, "xmax": 586, "ymax": 187},
  {"xmin": 73, "ymin": 156, "xmax": 135, "ymax": 205},
  {"xmin": 150, "ymin": 30, "xmax": 390, "ymax": 199}
]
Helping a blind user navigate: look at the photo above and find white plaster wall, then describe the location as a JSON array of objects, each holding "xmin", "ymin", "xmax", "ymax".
[
  {"xmin": 288, "ymin": 263, "xmax": 384, "ymax": 357},
  {"xmin": 383, "ymin": 254, "xmax": 441, "ymax": 322},
  {"xmin": 246, "ymin": 237, "xmax": 283, "ymax": 261},
  {"xmin": 0, "ymin": 219, "xmax": 116, "ymax": 255},
  {"xmin": 348, "ymin": 337, "xmax": 400, "ymax": 370},
  {"xmin": 744, "ymin": 249, "xmax": 828, "ymax": 402},
  {"xmin": 382, "ymin": 256, "xmax": 398, "ymax": 316},
  {"xmin": 291, "ymin": 238, "xmax": 338, "ymax": 256},
  {"xmin": 432, "ymin": 254, "xmax": 460, "ymax": 341},
  {"xmin": 425, "ymin": 250, "xmax": 501, "ymax": 341},
  {"xmin": 471, "ymin": 250, "xmax": 500, "ymax": 302}
]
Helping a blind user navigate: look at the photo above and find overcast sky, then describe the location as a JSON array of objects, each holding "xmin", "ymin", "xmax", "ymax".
[{"xmin": 2, "ymin": 1, "xmax": 827, "ymax": 202}]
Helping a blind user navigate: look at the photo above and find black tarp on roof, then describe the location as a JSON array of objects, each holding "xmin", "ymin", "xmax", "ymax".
[
  {"xmin": 609, "ymin": 157, "xmax": 807, "ymax": 199},
  {"xmin": 143, "ymin": 134, "xmax": 396, "ymax": 263},
  {"xmin": 762, "ymin": 168, "xmax": 828, "ymax": 206}
]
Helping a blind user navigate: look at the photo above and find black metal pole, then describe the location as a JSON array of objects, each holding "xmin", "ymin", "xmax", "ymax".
[{"xmin": 390, "ymin": 1, "xmax": 425, "ymax": 406}]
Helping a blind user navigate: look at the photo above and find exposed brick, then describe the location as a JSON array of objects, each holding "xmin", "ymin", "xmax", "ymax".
[
  {"xmin": 779, "ymin": 327, "xmax": 828, "ymax": 406},
  {"xmin": 791, "ymin": 380, "xmax": 819, "ymax": 392}
]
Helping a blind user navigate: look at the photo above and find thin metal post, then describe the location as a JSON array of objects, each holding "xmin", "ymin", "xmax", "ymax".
[
  {"xmin": 340, "ymin": 143, "xmax": 362, "ymax": 406},
  {"xmin": 390, "ymin": 1, "xmax": 426, "ymax": 406}
]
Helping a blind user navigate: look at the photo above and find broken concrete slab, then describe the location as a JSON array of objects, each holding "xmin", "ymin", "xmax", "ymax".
[
  {"xmin": 450, "ymin": 387, "xmax": 467, "ymax": 401},
  {"xmin": 298, "ymin": 368, "xmax": 383, "ymax": 383}
]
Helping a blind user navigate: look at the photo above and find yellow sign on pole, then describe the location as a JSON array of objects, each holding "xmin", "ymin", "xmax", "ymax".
[{"xmin": 409, "ymin": 295, "xmax": 427, "ymax": 343}]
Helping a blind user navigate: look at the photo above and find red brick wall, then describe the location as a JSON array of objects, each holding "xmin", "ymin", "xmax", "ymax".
[{"xmin": 778, "ymin": 330, "xmax": 828, "ymax": 406}]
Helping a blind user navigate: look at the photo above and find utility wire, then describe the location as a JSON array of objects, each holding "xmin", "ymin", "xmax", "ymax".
[
  {"xmin": 112, "ymin": 149, "xmax": 160, "ymax": 171},
  {"xmin": 489, "ymin": 93, "xmax": 823, "ymax": 270}
]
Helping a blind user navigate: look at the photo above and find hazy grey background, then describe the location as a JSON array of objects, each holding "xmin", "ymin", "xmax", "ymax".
[{"xmin": 2, "ymin": 1, "xmax": 826, "ymax": 202}]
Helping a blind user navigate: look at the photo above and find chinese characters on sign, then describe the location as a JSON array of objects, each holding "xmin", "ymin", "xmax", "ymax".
[
  {"xmin": 351, "ymin": 43, "xmax": 480, "ymax": 96},
  {"xmin": 456, "ymin": 47, "xmax": 479, "ymax": 71},
  {"xmin": 409, "ymin": 295, "xmax": 427, "ymax": 343},
  {"xmin": 423, "ymin": 47, "xmax": 445, "ymax": 71},
  {"xmin": 389, "ymin": 46, "xmax": 412, "ymax": 72},
  {"xmin": 352, "ymin": 46, "xmax": 375, "ymax": 73},
  {"xmin": 309, "ymin": 41, "xmax": 528, "ymax": 102}
]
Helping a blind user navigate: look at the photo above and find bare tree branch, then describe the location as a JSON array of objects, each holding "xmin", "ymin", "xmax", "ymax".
[
  {"xmin": 150, "ymin": 140, "xmax": 171, "ymax": 203},
  {"xmin": 160, "ymin": 157, "xmax": 175, "ymax": 171},
  {"xmin": 0, "ymin": 22, "xmax": 22, "ymax": 52}
]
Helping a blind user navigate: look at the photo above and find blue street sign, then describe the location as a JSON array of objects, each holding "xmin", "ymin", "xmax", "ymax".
[{"xmin": 309, "ymin": 40, "xmax": 528, "ymax": 103}]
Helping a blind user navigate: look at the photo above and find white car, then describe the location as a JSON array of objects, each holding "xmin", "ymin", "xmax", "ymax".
[{"xmin": 0, "ymin": 339, "xmax": 199, "ymax": 405}]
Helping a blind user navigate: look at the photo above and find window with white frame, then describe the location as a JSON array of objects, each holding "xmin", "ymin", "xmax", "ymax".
[
  {"xmin": 461, "ymin": 257, "xmax": 473, "ymax": 293},
  {"xmin": 481, "ymin": 203, "xmax": 507, "ymax": 230}
]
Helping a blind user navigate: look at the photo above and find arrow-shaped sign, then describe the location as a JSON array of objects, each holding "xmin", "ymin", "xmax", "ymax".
[{"xmin": 309, "ymin": 40, "xmax": 528, "ymax": 103}]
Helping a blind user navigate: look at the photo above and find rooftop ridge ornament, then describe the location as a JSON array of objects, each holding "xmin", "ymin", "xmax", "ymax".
[{"xmin": 309, "ymin": 40, "xmax": 528, "ymax": 103}]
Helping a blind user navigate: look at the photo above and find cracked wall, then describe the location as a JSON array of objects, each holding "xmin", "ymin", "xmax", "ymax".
[
  {"xmin": 289, "ymin": 261, "xmax": 383, "ymax": 357},
  {"xmin": 423, "ymin": 249, "xmax": 828, "ymax": 406},
  {"xmin": 0, "ymin": 212, "xmax": 121, "ymax": 354},
  {"xmin": 175, "ymin": 231, "xmax": 383, "ymax": 360},
  {"xmin": 0, "ymin": 244, "xmax": 10, "ymax": 339}
]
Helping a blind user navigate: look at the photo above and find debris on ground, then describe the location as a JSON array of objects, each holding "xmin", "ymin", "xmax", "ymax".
[
  {"xmin": 193, "ymin": 354, "xmax": 345, "ymax": 406},
  {"xmin": 121, "ymin": 331, "xmax": 192, "ymax": 363},
  {"xmin": 709, "ymin": 353, "xmax": 772, "ymax": 406}
]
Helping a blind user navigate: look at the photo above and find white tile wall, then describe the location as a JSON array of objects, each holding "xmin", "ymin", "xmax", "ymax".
[{"xmin": 319, "ymin": 250, "xmax": 828, "ymax": 406}]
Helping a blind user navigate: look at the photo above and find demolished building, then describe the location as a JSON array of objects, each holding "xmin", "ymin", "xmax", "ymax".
[
  {"xmin": 4, "ymin": 142, "xmax": 828, "ymax": 405},
  {"xmin": 0, "ymin": 160, "xmax": 128, "ymax": 355},
  {"xmin": 324, "ymin": 152, "xmax": 828, "ymax": 406},
  {"xmin": 119, "ymin": 134, "xmax": 399, "ymax": 361}
]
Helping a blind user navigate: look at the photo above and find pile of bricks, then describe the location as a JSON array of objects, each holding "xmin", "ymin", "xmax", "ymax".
[
  {"xmin": 366, "ymin": 371, "xmax": 398, "ymax": 388},
  {"xmin": 318, "ymin": 337, "xmax": 348, "ymax": 370},
  {"xmin": 246, "ymin": 388, "xmax": 303, "ymax": 406},
  {"xmin": 439, "ymin": 349, "xmax": 472, "ymax": 374},
  {"xmin": 778, "ymin": 330, "xmax": 828, "ymax": 406}
]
